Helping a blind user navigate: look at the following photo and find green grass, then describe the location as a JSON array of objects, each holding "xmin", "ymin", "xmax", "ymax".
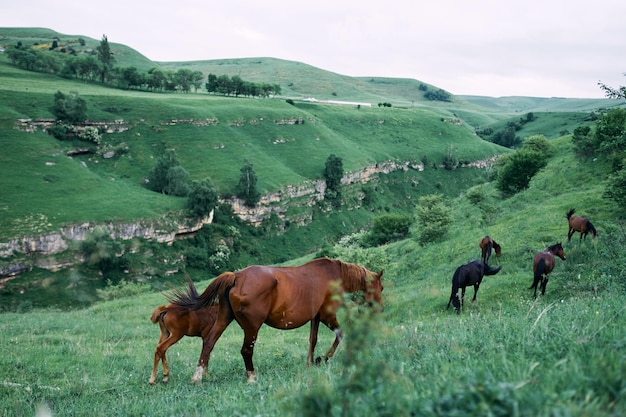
[{"xmin": 1, "ymin": 133, "xmax": 625, "ymax": 416}]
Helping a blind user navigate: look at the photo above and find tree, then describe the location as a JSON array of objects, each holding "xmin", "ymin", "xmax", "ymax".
[
  {"xmin": 416, "ymin": 194, "xmax": 452, "ymax": 245},
  {"xmin": 236, "ymin": 161, "xmax": 261, "ymax": 207},
  {"xmin": 96, "ymin": 34, "xmax": 115, "ymax": 84},
  {"xmin": 52, "ymin": 90, "xmax": 87, "ymax": 124},
  {"xmin": 147, "ymin": 151, "xmax": 189, "ymax": 196},
  {"xmin": 187, "ymin": 178, "xmax": 218, "ymax": 217},
  {"xmin": 324, "ymin": 154, "xmax": 344, "ymax": 206},
  {"xmin": 598, "ymin": 75, "xmax": 626, "ymax": 99}
]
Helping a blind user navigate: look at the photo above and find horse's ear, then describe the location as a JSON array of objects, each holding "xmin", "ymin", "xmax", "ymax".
[{"xmin": 378, "ymin": 269, "xmax": 384, "ymax": 278}]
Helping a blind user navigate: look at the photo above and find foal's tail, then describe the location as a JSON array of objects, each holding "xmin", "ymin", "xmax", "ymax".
[
  {"xmin": 586, "ymin": 219, "xmax": 598, "ymax": 238},
  {"xmin": 150, "ymin": 305, "xmax": 168, "ymax": 324}
]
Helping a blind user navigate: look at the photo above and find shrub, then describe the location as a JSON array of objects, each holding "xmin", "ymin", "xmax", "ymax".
[
  {"xmin": 416, "ymin": 194, "xmax": 452, "ymax": 245},
  {"xmin": 96, "ymin": 279, "xmax": 150, "ymax": 301},
  {"xmin": 364, "ymin": 214, "xmax": 413, "ymax": 246},
  {"xmin": 495, "ymin": 149, "xmax": 547, "ymax": 196},
  {"xmin": 187, "ymin": 178, "xmax": 218, "ymax": 217}
]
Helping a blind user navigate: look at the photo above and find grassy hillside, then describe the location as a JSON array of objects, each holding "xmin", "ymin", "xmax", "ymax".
[
  {"xmin": 0, "ymin": 51, "xmax": 505, "ymax": 240},
  {"xmin": 1, "ymin": 135, "xmax": 624, "ymax": 417}
]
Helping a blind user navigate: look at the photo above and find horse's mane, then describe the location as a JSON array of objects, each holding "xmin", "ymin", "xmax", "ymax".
[
  {"xmin": 566, "ymin": 208, "xmax": 576, "ymax": 219},
  {"xmin": 546, "ymin": 242, "xmax": 562, "ymax": 252},
  {"xmin": 336, "ymin": 259, "xmax": 372, "ymax": 292}
]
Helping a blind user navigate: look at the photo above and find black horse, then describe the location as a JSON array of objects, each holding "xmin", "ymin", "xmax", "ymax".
[{"xmin": 447, "ymin": 260, "xmax": 502, "ymax": 314}]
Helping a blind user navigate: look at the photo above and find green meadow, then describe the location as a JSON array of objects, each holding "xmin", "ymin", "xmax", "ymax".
[
  {"xmin": 1, "ymin": 136, "xmax": 625, "ymax": 417},
  {"xmin": 0, "ymin": 28, "xmax": 625, "ymax": 416}
]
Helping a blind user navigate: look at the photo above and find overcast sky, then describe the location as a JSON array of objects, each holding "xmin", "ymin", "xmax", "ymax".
[{"xmin": 3, "ymin": 0, "xmax": 626, "ymax": 98}]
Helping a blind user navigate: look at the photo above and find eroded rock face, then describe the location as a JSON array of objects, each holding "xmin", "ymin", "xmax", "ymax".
[{"xmin": 1, "ymin": 156, "xmax": 497, "ymax": 278}]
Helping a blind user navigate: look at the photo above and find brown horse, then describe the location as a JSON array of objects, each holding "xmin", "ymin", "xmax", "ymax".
[
  {"xmin": 170, "ymin": 257, "xmax": 384, "ymax": 384},
  {"xmin": 530, "ymin": 242, "xmax": 566, "ymax": 298},
  {"xmin": 479, "ymin": 236, "xmax": 502, "ymax": 264},
  {"xmin": 566, "ymin": 209, "xmax": 597, "ymax": 241},
  {"xmin": 149, "ymin": 277, "xmax": 218, "ymax": 385}
]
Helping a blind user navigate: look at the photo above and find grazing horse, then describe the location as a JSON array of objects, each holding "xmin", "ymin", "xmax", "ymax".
[
  {"xmin": 566, "ymin": 209, "xmax": 597, "ymax": 241},
  {"xmin": 170, "ymin": 257, "xmax": 384, "ymax": 384},
  {"xmin": 530, "ymin": 242, "xmax": 566, "ymax": 298},
  {"xmin": 479, "ymin": 236, "xmax": 502, "ymax": 264},
  {"xmin": 149, "ymin": 277, "xmax": 218, "ymax": 385},
  {"xmin": 447, "ymin": 260, "xmax": 502, "ymax": 314}
]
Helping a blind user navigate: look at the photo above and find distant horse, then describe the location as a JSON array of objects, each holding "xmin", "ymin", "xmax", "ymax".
[
  {"xmin": 447, "ymin": 260, "xmax": 502, "ymax": 314},
  {"xmin": 479, "ymin": 236, "xmax": 502, "ymax": 264},
  {"xmin": 566, "ymin": 209, "xmax": 597, "ymax": 241},
  {"xmin": 530, "ymin": 242, "xmax": 566, "ymax": 298},
  {"xmin": 149, "ymin": 277, "xmax": 218, "ymax": 385},
  {"xmin": 170, "ymin": 257, "xmax": 384, "ymax": 384}
]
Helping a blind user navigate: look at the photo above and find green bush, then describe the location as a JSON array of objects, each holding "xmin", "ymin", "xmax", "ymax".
[
  {"xmin": 416, "ymin": 194, "xmax": 452, "ymax": 245},
  {"xmin": 496, "ymin": 149, "xmax": 547, "ymax": 196},
  {"xmin": 364, "ymin": 213, "xmax": 413, "ymax": 246}
]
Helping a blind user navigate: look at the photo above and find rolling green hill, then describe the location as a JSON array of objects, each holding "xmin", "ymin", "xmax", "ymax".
[{"xmin": 1, "ymin": 27, "xmax": 623, "ymax": 312}]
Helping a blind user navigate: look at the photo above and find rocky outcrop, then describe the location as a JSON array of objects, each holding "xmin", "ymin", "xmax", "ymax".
[
  {"xmin": 0, "ymin": 213, "xmax": 213, "ymax": 278},
  {"xmin": 0, "ymin": 156, "xmax": 498, "ymax": 278}
]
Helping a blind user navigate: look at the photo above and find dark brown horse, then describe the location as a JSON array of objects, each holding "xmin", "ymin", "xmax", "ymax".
[
  {"xmin": 566, "ymin": 209, "xmax": 597, "ymax": 241},
  {"xmin": 447, "ymin": 260, "xmax": 502, "ymax": 314},
  {"xmin": 149, "ymin": 278, "xmax": 218, "ymax": 385},
  {"xmin": 530, "ymin": 242, "xmax": 566, "ymax": 298},
  {"xmin": 170, "ymin": 257, "xmax": 384, "ymax": 384},
  {"xmin": 479, "ymin": 236, "xmax": 502, "ymax": 264}
]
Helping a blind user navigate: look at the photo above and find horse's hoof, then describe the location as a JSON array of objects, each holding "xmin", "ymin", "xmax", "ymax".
[
  {"xmin": 149, "ymin": 380, "xmax": 156, "ymax": 386},
  {"xmin": 246, "ymin": 371, "xmax": 257, "ymax": 383},
  {"xmin": 315, "ymin": 356, "xmax": 323, "ymax": 365}
]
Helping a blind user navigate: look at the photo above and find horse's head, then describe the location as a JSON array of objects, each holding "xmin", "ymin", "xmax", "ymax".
[
  {"xmin": 494, "ymin": 242, "xmax": 502, "ymax": 257},
  {"xmin": 365, "ymin": 269, "xmax": 384, "ymax": 308},
  {"xmin": 554, "ymin": 242, "xmax": 566, "ymax": 260}
]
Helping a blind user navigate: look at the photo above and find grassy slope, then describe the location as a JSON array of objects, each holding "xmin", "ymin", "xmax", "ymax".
[
  {"xmin": 1, "ymin": 136, "xmax": 624, "ymax": 417},
  {"xmin": 0, "ymin": 52, "xmax": 506, "ymax": 239}
]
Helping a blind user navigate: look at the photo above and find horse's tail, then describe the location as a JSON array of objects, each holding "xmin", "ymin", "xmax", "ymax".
[
  {"xmin": 192, "ymin": 271, "xmax": 237, "ymax": 309},
  {"xmin": 150, "ymin": 305, "xmax": 168, "ymax": 324},
  {"xmin": 448, "ymin": 268, "xmax": 461, "ymax": 311},
  {"xmin": 586, "ymin": 219, "xmax": 598, "ymax": 238},
  {"xmin": 486, "ymin": 241, "xmax": 493, "ymax": 259},
  {"xmin": 535, "ymin": 258, "xmax": 546, "ymax": 281},
  {"xmin": 484, "ymin": 264, "xmax": 502, "ymax": 276},
  {"xmin": 566, "ymin": 208, "xmax": 576, "ymax": 219}
]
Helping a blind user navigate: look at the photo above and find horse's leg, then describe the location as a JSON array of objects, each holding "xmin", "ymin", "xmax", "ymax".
[
  {"xmin": 308, "ymin": 315, "xmax": 321, "ymax": 365},
  {"xmin": 541, "ymin": 275, "xmax": 548, "ymax": 295},
  {"xmin": 321, "ymin": 320, "xmax": 343, "ymax": 362},
  {"xmin": 150, "ymin": 323, "xmax": 170, "ymax": 385},
  {"xmin": 239, "ymin": 325, "xmax": 261, "ymax": 383},
  {"xmin": 192, "ymin": 306, "xmax": 234, "ymax": 384},
  {"xmin": 461, "ymin": 286, "xmax": 466, "ymax": 307},
  {"xmin": 155, "ymin": 332, "xmax": 185, "ymax": 384},
  {"xmin": 567, "ymin": 227, "xmax": 574, "ymax": 241},
  {"xmin": 529, "ymin": 277, "xmax": 538, "ymax": 298},
  {"xmin": 471, "ymin": 284, "xmax": 479, "ymax": 302}
]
